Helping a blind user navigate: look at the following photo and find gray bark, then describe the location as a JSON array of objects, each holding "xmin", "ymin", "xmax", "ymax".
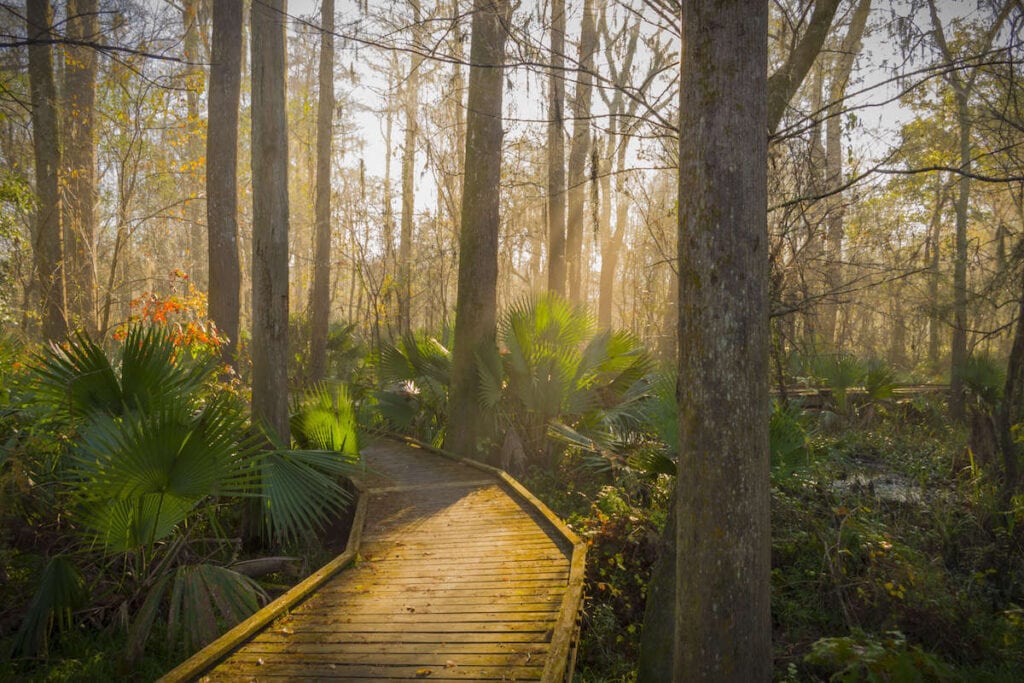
[
  {"xmin": 546, "ymin": 0, "xmax": 566, "ymax": 297},
  {"xmin": 308, "ymin": 0, "xmax": 335, "ymax": 383},
  {"xmin": 207, "ymin": 0, "xmax": 243, "ymax": 368},
  {"xmin": 565, "ymin": 0, "xmax": 597, "ymax": 304},
  {"xmin": 62, "ymin": 0, "xmax": 99, "ymax": 334},
  {"xmin": 675, "ymin": 1, "xmax": 771, "ymax": 680},
  {"xmin": 447, "ymin": 0, "xmax": 509, "ymax": 460},
  {"xmin": 250, "ymin": 0, "xmax": 291, "ymax": 441},
  {"xmin": 27, "ymin": 0, "xmax": 66, "ymax": 342}
]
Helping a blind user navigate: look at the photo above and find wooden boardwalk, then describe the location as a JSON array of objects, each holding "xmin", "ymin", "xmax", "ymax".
[{"xmin": 160, "ymin": 440, "xmax": 585, "ymax": 682}]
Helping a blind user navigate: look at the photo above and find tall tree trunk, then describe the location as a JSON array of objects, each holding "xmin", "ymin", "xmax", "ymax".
[
  {"xmin": 950, "ymin": 94, "xmax": 970, "ymax": 420},
  {"xmin": 251, "ymin": 0, "xmax": 291, "ymax": 441},
  {"xmin": 62, "ymin": 0, "xmax": 98, "ymax": 335},
  {"xmin": 565, "ymin": 0, "xmax": 596, "ymax": 304},
  {"xmin": 545, "ymin": 0, "xmax": 566, "ymax": 297},
  {"xmin": 675, "ymin": 1, "xmax": 770, "ymax": 680},
  {"xmin": 308, "ymin": 0, "xmax": 335, "ymax": 383},
  {"xmin": 27, "ymin": 0, "xmax": 66, "ymax": 342},
  {"xmin": 822, "ymin": 0, "xmax": 871, "ymax": 348},
  {"xmin": 926, "ymin": 0, "xmax": 1013, "ymax": 420},
  {"xmin": 207, "ymin": 0, "xmax": 243, "ymax": 368},
  {"xmin": 398, "ymin": 0, "xmax": 423, "ymax": 334},
  {"xmin": 926, "ymin": 178, "xmax": 948, "ymax": 373},
  {"xmin": 447, "ymin": 0, "xmax": 509, "ymax": 460}
]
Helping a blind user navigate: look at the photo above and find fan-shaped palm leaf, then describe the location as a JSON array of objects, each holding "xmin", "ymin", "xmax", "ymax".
[
  {"xmin": 33, "ymin": 332, "xmax": 121, "ymax": 420},
  {"xmin": 71, "ymin": 394, "xmax": 259, "ymax": 551},
  {"xmin": 291, "ymin": 383, "xmax": 359, "ymax": 456},
  {"xmin": 259, "ymin": 448, "xmax": 359, "ymax": 545},
  {"xmin": 118, "ymin": 325, "xmax": 214, "ymax": 412},
  {"xmin": 12, "ymin": 555, "xmax": 86, "ymax": 657}
]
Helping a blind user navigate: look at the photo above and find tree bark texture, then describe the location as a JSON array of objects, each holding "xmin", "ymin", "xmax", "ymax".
[
  {"xmin": 207, "ymin": 0, "xmax": 243, "ymax": 368},
  {"xmin": 565, "ymin": 0, "xmax": 597, "ymax": 305},
  {"xmin": 27, "ymin": 0, "xmax": 66, "ymax": 342},
  {"xmin": 676, "ymin": 1, "xmax": 771, "ymax": 680},
  {"xmin": 308, "ymin": 0, "xmax": 335, "ymax": 383},
  {"xmin": 62, "ymin": 0, "xmax": 99, "ymax": 334},
  {"xmin": 398, "ymin": 0, "xmax": 422, "ymax": 335},
  {"xmin": 546, "ymin": 0, "xmax": 566, "ymax": 297},
  {"xmin": 250, "ymin": 0, "xmax": 291, "ymax": 441},
  {"xmin": 447, "ymin": 0, "xmax": 509, "ymax": 460}
]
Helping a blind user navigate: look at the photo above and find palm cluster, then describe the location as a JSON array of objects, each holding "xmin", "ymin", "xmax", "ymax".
[{"xmin": 6, "ymin": 325, "xmax": 361, "ymax": 660}]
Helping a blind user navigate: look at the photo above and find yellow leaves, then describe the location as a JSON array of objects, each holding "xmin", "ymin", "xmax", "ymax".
[{"xmin": 415, "ymin": 668, "xmax": 432, "ymax": 677}]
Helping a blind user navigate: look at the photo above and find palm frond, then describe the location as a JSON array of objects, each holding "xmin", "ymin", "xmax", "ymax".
[
  {"xmin": 291, "ymin": 383, "xmax": 359, "ymax": 455},
  {"xmin": 260, "ymin": 449, "xmax": 359, "ymax": 544},
  {"xmin": 164, "ymin": 563, "xmax": 266, "ymax": 654},
  {"xmin": 33, "ymin": 332, "xmax": 121, "ymax": 420},
  {"xmin": 118, "ymin": 325, "xmax": 215, "ymax": 412},
  {"xmin": 11, "ymin": 555, "xmax": 86, "ymax": 657}
]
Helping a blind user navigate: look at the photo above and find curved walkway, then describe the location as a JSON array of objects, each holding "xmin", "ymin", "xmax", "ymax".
[{"xmin": 160, "ymin": 440, "xmax": 585, "ymax": 682}]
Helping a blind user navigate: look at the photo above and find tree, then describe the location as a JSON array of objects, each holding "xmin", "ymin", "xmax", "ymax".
[
  {"xmin": 62, "ymin": 0, "xmax": 99, "ymax": 334},
  {"xmin": 251, "ymin": 0, "xmax": 291, "ymax": 440},
  {"xmin": 308, "ymin": 0, "xmax": 335, "ymax": 383},
  {"xmin": 207, "ymin": 0, "xmax": 243, "ymax": 368},
  {"xmin": 546, "ymin": 0, "xmax": 566, "ymax": 297},
  {"xmin": 398, "ymin": 0, "xmax": 423, "ymax": 335},
  {"xmin": 446, "ymin": 0, "xmax": 510, "ymax": 459},
  {"xmin": 674, "ymin": 1, "xmax": 771, "ymax": 679},
  {"xmin": 926, "ymin": 0, "xmax": 1013, "ymax": 420},
  {"xmin": 821, "ymin": 0, "xmax": 871, "ymax": 348},
  {"xmin": 565, "ymin": 0, "xmax": 597, "ymax": 304},
  {"xmin": 27, "ymin": 0, "xmax": 66, "ymax": 342}
]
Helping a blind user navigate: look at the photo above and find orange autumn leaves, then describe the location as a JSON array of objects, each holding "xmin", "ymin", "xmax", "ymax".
[{"xmin": 113, "ymin": 269, "xmax": 226, "ymax": 355}]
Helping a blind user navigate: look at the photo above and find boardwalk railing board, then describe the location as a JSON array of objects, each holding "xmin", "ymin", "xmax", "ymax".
[{"xmin": 157, "ymin": 438, "xmax": 586, "ymax": 682}]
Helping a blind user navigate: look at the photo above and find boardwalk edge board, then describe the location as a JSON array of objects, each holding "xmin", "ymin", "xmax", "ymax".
[{"xmin": 156, "ymin": 482, "xmax": 371, "ymax": 683}]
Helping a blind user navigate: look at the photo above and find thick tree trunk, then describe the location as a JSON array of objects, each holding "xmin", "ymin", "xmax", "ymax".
[
  {"xmin": 62, "ymin": 0, "xmax": 98, "ymax": 334},
  {"xmin": 308, "ymin": 0, "xmax": 335, "ymax": 384},
  {"xmin": 207, "ymin": 0, "xmax": 243, "ymax": 368},
  {"xmin": 546, "ymin": 0, "xmax": 566, "ymax": 297},
  {"xmin": 27, "ymin": 0, "xmax": 66, "ymax": 342},
  {"xmin": 398, "ymin": 0, "xmax": 422, "ymax": 335},
  {"xmin": 565, "ymin": 0, "xmax": 596, "ymax": 304},
  {"xmin": 675, "ymin": 2, "xmax": 770, "ymax": 680},
  {"xmin": 447, "ymin": 0, "xmax": 509, "ymax": 461},
  {"xmin": 250, "ymin": 0, "xmax": 291, "ymax": 441}
]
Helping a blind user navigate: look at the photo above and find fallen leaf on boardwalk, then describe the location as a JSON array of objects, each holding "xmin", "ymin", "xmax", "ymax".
[
  {"xmin": 256, "ymin": 658, "xmax": 264, "ymax": 666},
  {"xmin": 274, "ymin": 626, "xmax": 294, "ymax": 635},
  {"xmin": 415, "ymin": 668, "xmax": 432, "ymax": 677},
  {"xmin": 445, "ymin": 660, "xmax": 457, "ymax": 668}
]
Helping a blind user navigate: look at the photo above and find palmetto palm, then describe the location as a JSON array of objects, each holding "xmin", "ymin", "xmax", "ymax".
[
  {"xmin": 16, "ymin": 325, "xmax": 361, "ymax": 658},
  {"xmin": 478, "ymin": 294, "xmax": 653, "ymax": 471},
  {"xmin": 375, "ymin": 330, "xmax": 452, "ymax": 446}
]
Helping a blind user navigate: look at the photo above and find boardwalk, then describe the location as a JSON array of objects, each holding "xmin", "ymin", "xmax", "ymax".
[{"xmin": 160, "ymin": 440, "xmax": 585, "ymax": 682}]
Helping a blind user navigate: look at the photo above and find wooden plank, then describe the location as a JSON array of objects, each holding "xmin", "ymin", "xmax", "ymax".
[
  {"xmin": 235, "ymin": 641, "xmax": 550, "ymax": 657},
  {"xmin": 209, "ymin": 660, "xmax": 543, "ymax": 680},
  {"xmin": 252, "ymin": 630, "xmax": 550, "ymax": 645}
]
